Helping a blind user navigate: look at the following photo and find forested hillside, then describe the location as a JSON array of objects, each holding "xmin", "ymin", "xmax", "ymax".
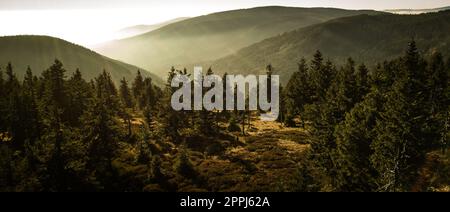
[
  {"xmin": 96, "ymin": 6, "xmax": 382, "ymax": 76},
  {"xmin": 209, "ymin": 10, "xmax": 450, "ymax": 83},
  {"xmin": 0, "ymin": 35, "xmax": 162, "ymax": 85},
  {"xmin": 0, "ymin": 42, "xmax": 448, "ymax": 192}
]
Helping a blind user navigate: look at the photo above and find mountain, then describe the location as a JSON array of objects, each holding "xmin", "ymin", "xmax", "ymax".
[
  {"xmin": 115, "ymin": 17, "xmax": 190, "ymax": 39},
  {"xmin": 385, "ymin": 6, "xmax": 450, "ymax": 14},
  {"xmin": 95, "ymin": 6, "xmax": 383, "ymax": 76},
  {"xmin": 0, "ymin": 35, "xmax": 163, "ymax": 86},
  {"xmin": 208, "ymin": 10, "xmax": 450, "ymax": 83}
]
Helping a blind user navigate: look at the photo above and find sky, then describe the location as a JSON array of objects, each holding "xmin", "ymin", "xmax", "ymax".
[{"xmin": 1, "ymin": 0, "xmax": 450, "ymax": 46}]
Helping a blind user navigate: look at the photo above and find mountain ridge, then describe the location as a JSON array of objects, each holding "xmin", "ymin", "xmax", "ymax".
[
  {"xmin": 0, "ymin": 35, "xmax": 163, "ymax": 86},
  {"xmin": 115, "ymin": 17, "xmax": 190, "ymax": 39},
  {"xmin": 207, "ymin": 10, "xmax": 450, "ymax": 83},
  {"xmin": 95, "ymin": 6, "xmax": 384, "ymax": 76}
]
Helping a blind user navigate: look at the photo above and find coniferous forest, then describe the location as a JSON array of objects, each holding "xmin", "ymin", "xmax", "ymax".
[{"xmin": 0, "ymin": 40, "xmax": 448, "ymax": 192}]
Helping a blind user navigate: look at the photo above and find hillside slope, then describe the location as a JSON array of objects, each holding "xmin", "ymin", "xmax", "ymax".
[
  {"xmin": 96, "ymin": 6, "xmax": 382, "ymax": 76},
  {"xmin": 115, "ymin": 17, "xmax": 190, "ymax": 39},
  {"xmin": 0, "ymin": 35, "xmax": 162, "ymax": 85},
  {"xmin": 209, "ymin": 11, "xmax": 450, "ymax": 83}
]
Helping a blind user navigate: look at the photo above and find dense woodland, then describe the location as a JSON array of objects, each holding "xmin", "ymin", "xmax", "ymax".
[{"xmin": 0, "ymin": 41, "xmax": 448, "ymax": 192}]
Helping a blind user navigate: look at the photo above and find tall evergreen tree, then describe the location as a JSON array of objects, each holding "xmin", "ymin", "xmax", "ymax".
[
  {"xmin": 82, "ymin": 71, "xmax": 122, "ymax": 191},
  {"xmin": 425, "ymin": 52, "xmax": 449, "ymax": 151},
  {"xmin": 196, "ymin": 67, "xmax": 216, "ymax": 135},
  {"xmin": 159, "ymin": 67, "xmax": 183, "ymax": 142},
  {"xmin": 21, "ymin": 66, "xmax": 41, "ymax": 144},
  {"xmin": 309, "ymin": 51, "xmax": 334, "ymax": 102},
  {"xmin": 334, "ymin": 90, "xmax": 383, "ymax": 191},
  {"xmin": 132, "ymin": 70, "xmax": 144, "ymax": 109},
  {"xmin": 371, "ymin": 41, "xmax": 430, "ymax": 191},
  {"xmin": 284, "ymin": 58, "xmax": 312, "ymax": 126},
  {"xmin": 94, "ymin": 70, "xmax": 120, "ymax": 113},
  {"xmin": 119, "ymin": 77, "xmax": 133, "ymax": 109},
  {"xmin": 40, "ymin": 59, "xmax": 68, "ymax": 126},
  {"xmin": 355, "ymin": 64, "xmax": 370, "ymax": 102},
  {"xmin": 307, "ymin": 58, "xmax": 362, "ymax": 189},
  {"xmin": 142, "ymin": 77, "xmax": 156, "ymax": 125},
  {"xmin": 3, "ymin": 63, "xmax": 25, "ymax": 149},
  {"xmin": 66, "ymin": 69, "xmax": 92, "ymax": 127}
]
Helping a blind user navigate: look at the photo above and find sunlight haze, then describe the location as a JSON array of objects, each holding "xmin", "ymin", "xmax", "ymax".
[{"xmin": 0, "ymin": 0, "xmax": 449, "ymax": 46}]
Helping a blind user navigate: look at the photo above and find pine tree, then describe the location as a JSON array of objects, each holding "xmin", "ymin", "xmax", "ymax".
[
  {"xmin": 119, "ymin": 77, "xmax": 133, "ymax": 108},
  {"xmin": 40, "ymin": 60, "xmax": 68, "ymax": 126},
  {"xmin": 355, "ymin": 64, "xmax": 370, "ymax": 102},
  {"xmin": 4, "ymin": 63, "xmax": 25, "ymax": 149},
  {"xmin": 284, "ymin": 58, "xmax": 312, "ymax": 127},
  {"xmin": 21, "ymin": 66, "xmax": 41, "ymax": 144},
  {"xmin": 307, "ymin": 58, "xmax": 361, "ymax": 189},
  {"xmin": 118, "ymin": 77, "xmax": 134, "ymax": 136},
  {"xmin": 46, "ymin": 128, "xmax": 67, "ymax": 191},
  {"xmin": 94, "ymin": 70, "xmax": 120, "ymax": 114},
  {"xmin": 37, "ymin": 60, "xmax": 71, "ymax": 191},
  {"xmin": 309, "ymin": 51, "xmax": 330, "ymax": 102},
  {"xmin": 82, "ymin": 71, "xmax": 122, "ymax": 190},
  {"xmin": 371, "ymin": 41, "xmax": 430, "ymax": 191},
  {"xmin": 132, "ymin": 70, "xmax": 144, "ymax": 109},
  {"xmin": 66, "ymin": 69, "xmax": 92, "ymax": 127},
  {"xmin": 197, "ymin": 67, "xmax": 216, "ymax": 135},
  {"xmin": 333, "ymin": 58, "xmax": 360, "ymax": 112},
  {"xmin": 142, "ymin": 77, "xmax": 156, "ymax": 125},
  {"xmin": 159, "ymin": 67, "xmax": 183, "ymax": 142},
  {"xmin": 425, "ymin": 52, "xmax": 449, "ymax": 151},
  {"xmin": 334, "ymin": 91, "xmax": 383, "ymax": 191}
]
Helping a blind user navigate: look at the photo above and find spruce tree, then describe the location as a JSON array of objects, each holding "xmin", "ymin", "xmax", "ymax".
[
  {"xmin": 132, "ymin": 70, "xmax": 144, "ymax": 109},
  {"xmin": 118, "ymin": 77, "xmax": 134, "ymax": 136},
  {"xmin": 39, "ymin": 60, "xmax": 68, "ymax": 126},
  {"xmin": 334, "ymin": 91, "xmax": 383, "ymax": 191},
  {"xmin": 4, "ymin": 63, "xmax": 25, "ymax": 149},
  {"xmin": 307, "ymin": 58, "xmax": 360, "ymax": 189},
  {"xmin": 82, "ymin": 71, "xmax": 122, "ymax": 190},
  {"xmin": 284, "ymin": 58, "xmax": 312, "ymax": 127},
  {"xmin": 159, "ymin": 67, "xmax": 183, "ymax": 142},
  {"xmin": 309, "ymin": 51, "xmax": 334, "ymax": 102},
  {"xmin": 94, "ymin": 70, "xmax": 120, "ymax": 114},
  {"xmin": 119, "ymin": 77, "xmax": 133, "ymax": 108},
  {"xmin": 371, "ymin": 41, "xmax": 430, "ymax": 191},
  {"xmin": 142, "ymin": 77, "xmax": 156, "ymax": 125},
  {"xmin": 21, "ymin": 66, "xmax": 41, "ymax": 144},
  {"xmin": 425, "ymin": 52, "xmax": 449, "ymax": 151},
  {"xmin": 66, "ymin": 69, "xmax": 92, "ymax": 127},
  {"xmin": 197, "ymin": 67, "xmax": 216, "ymax": 135},
  {"xmin": 355, "ymin": 64, "xmax": 370, "ymax": 102}
]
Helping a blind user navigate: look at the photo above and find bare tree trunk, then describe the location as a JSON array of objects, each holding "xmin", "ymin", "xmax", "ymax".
[
  {"xmin": 241, "ymin": 113, "xmax": 245, "ymax": 136},
  {"xmin": 127, "ymin": 118, "xmax": 132, "ymax": 137}
]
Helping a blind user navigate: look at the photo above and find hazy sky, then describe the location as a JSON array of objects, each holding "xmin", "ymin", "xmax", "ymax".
[
  {"xmin": 1, "ymin": 0, "xmax": 449, "ymax": 46},
  {"xmin": 1, "ymin": 0, "xmax": 450, "ymax": 10}
]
